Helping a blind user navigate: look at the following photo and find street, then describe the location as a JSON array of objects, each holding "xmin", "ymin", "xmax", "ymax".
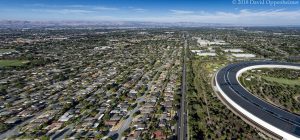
[{"xmin": 177, "ymin": 35, "xmax": 187, "ymax": 140}]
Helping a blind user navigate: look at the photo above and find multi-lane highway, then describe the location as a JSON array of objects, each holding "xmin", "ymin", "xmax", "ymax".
[
  {"xmin": 177, "ymin": 37, "xmax": 187, "ymax": 140},
  {"xmin": 214, "ymin": 61, "xmax": 300, "ymax": 140}
]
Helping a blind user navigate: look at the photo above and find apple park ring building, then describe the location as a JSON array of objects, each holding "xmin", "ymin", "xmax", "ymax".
[{"xmin": 213, "ymin": 61, "xmax": 300, "ymax": 140}]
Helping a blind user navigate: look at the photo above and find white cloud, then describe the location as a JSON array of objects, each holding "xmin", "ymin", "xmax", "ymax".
[
  {"xmin": 127, "ymin": 7, "xmax": 147, "ymax": 12},
  {"xmin": 32, "ymin": 9, "xmax": 94, "ymax": 14},
  {"xmin": 133, "ymin": 8, "xmax": 147, "ymax": 12},
  {"xmin": 5, "ymin": 5, "xmax": 300, "ymax": 25},
  {"xmin": 136, "ymin": 9, "xmax": 300, "ymax": 25},
  {"xmin": 66, "ymin": 5, "xmax": 119, "ymax": 11},
  {"xmin": 29, "ymin": 4, "xmax": 119, "ymax": 16},
  {"xmin": 170, "ymin": 9, "xmax": 194, "ymax": 14},
  {"xmin": 49, "ymin": 9, "xmax": 300, "ymax": 25},
  {"xmin": 27, "ymin": 4, "xmax": 119, "ymax": 11},
  {"xmin": 93, "ymin": 6, "xmax": 119, "ymax": 11}
]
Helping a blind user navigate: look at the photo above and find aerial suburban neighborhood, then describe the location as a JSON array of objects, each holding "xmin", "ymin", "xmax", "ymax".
[
  {"xmin": 1, "ymin": 0, "xmax": 300, "ymax": 140},
  {"xmin": 1, "ymin": 26, "xmax": 299, "ymax": 139},
  {"xmin": 0, "ymin": 29, "xmax": 185, "ymax": 139}
]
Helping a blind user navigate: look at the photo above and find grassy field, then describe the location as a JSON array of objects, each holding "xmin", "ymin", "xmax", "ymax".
[
  {"xmin": 262, "ymin": 76, "xmax": 300, "ymax": 86},
  {"xmin": 0, "ymin": 60, "xmax": 29, "ymax": 67}
]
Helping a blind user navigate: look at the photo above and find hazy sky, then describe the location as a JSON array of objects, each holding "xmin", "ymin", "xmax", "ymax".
[{"xmin": 1, "ymin": 0, "xmax": 300, "ymax": 25}]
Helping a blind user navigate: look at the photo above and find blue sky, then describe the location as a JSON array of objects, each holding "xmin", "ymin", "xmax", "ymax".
[{"xmin": 1, "ymin": 0, "xmax": 300, "ymax": 25}]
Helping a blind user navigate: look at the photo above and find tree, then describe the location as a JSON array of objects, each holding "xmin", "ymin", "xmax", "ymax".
[
  {"xmin": 95, "ymin": 133, "xmax": 104, "ymax": 139},
  {"xmin": 0, "ymin": 123, "xmax": 8, "ymax": 132},
  {"xmin": 40, "ymin": 136, "xmax": 50, "ymax": 140}
]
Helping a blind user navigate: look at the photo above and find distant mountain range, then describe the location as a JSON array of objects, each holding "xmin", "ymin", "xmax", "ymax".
[
  {"xmin": 1, "ymin": 20, "xmax": 299, "ymax": 29},
  {"xmin": 0, "ymin": 20, "xmax": 234, "ymax": 29}
]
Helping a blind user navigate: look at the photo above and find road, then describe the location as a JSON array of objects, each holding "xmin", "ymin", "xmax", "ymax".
[
  {"xmin": 103, "ymin": 67, "xmax": 161, "ymax": 140},
  {"xmin": 50, "ymin": 124, "xmax": 74, "ymax": 140},
  {"xmin": 215, "ymin": 61, "xmax": 300, "ymax": 140},
  {"xmin": 178, "ymin": 36, "xmax": 187, "ymax": 140},
  {"xmin": 0, "ymin": 111, "xmax": 44, "ymax": 140},
  {"xmin": 103, "ymin": 87, "xmax": 148, "ymax": 140}
]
